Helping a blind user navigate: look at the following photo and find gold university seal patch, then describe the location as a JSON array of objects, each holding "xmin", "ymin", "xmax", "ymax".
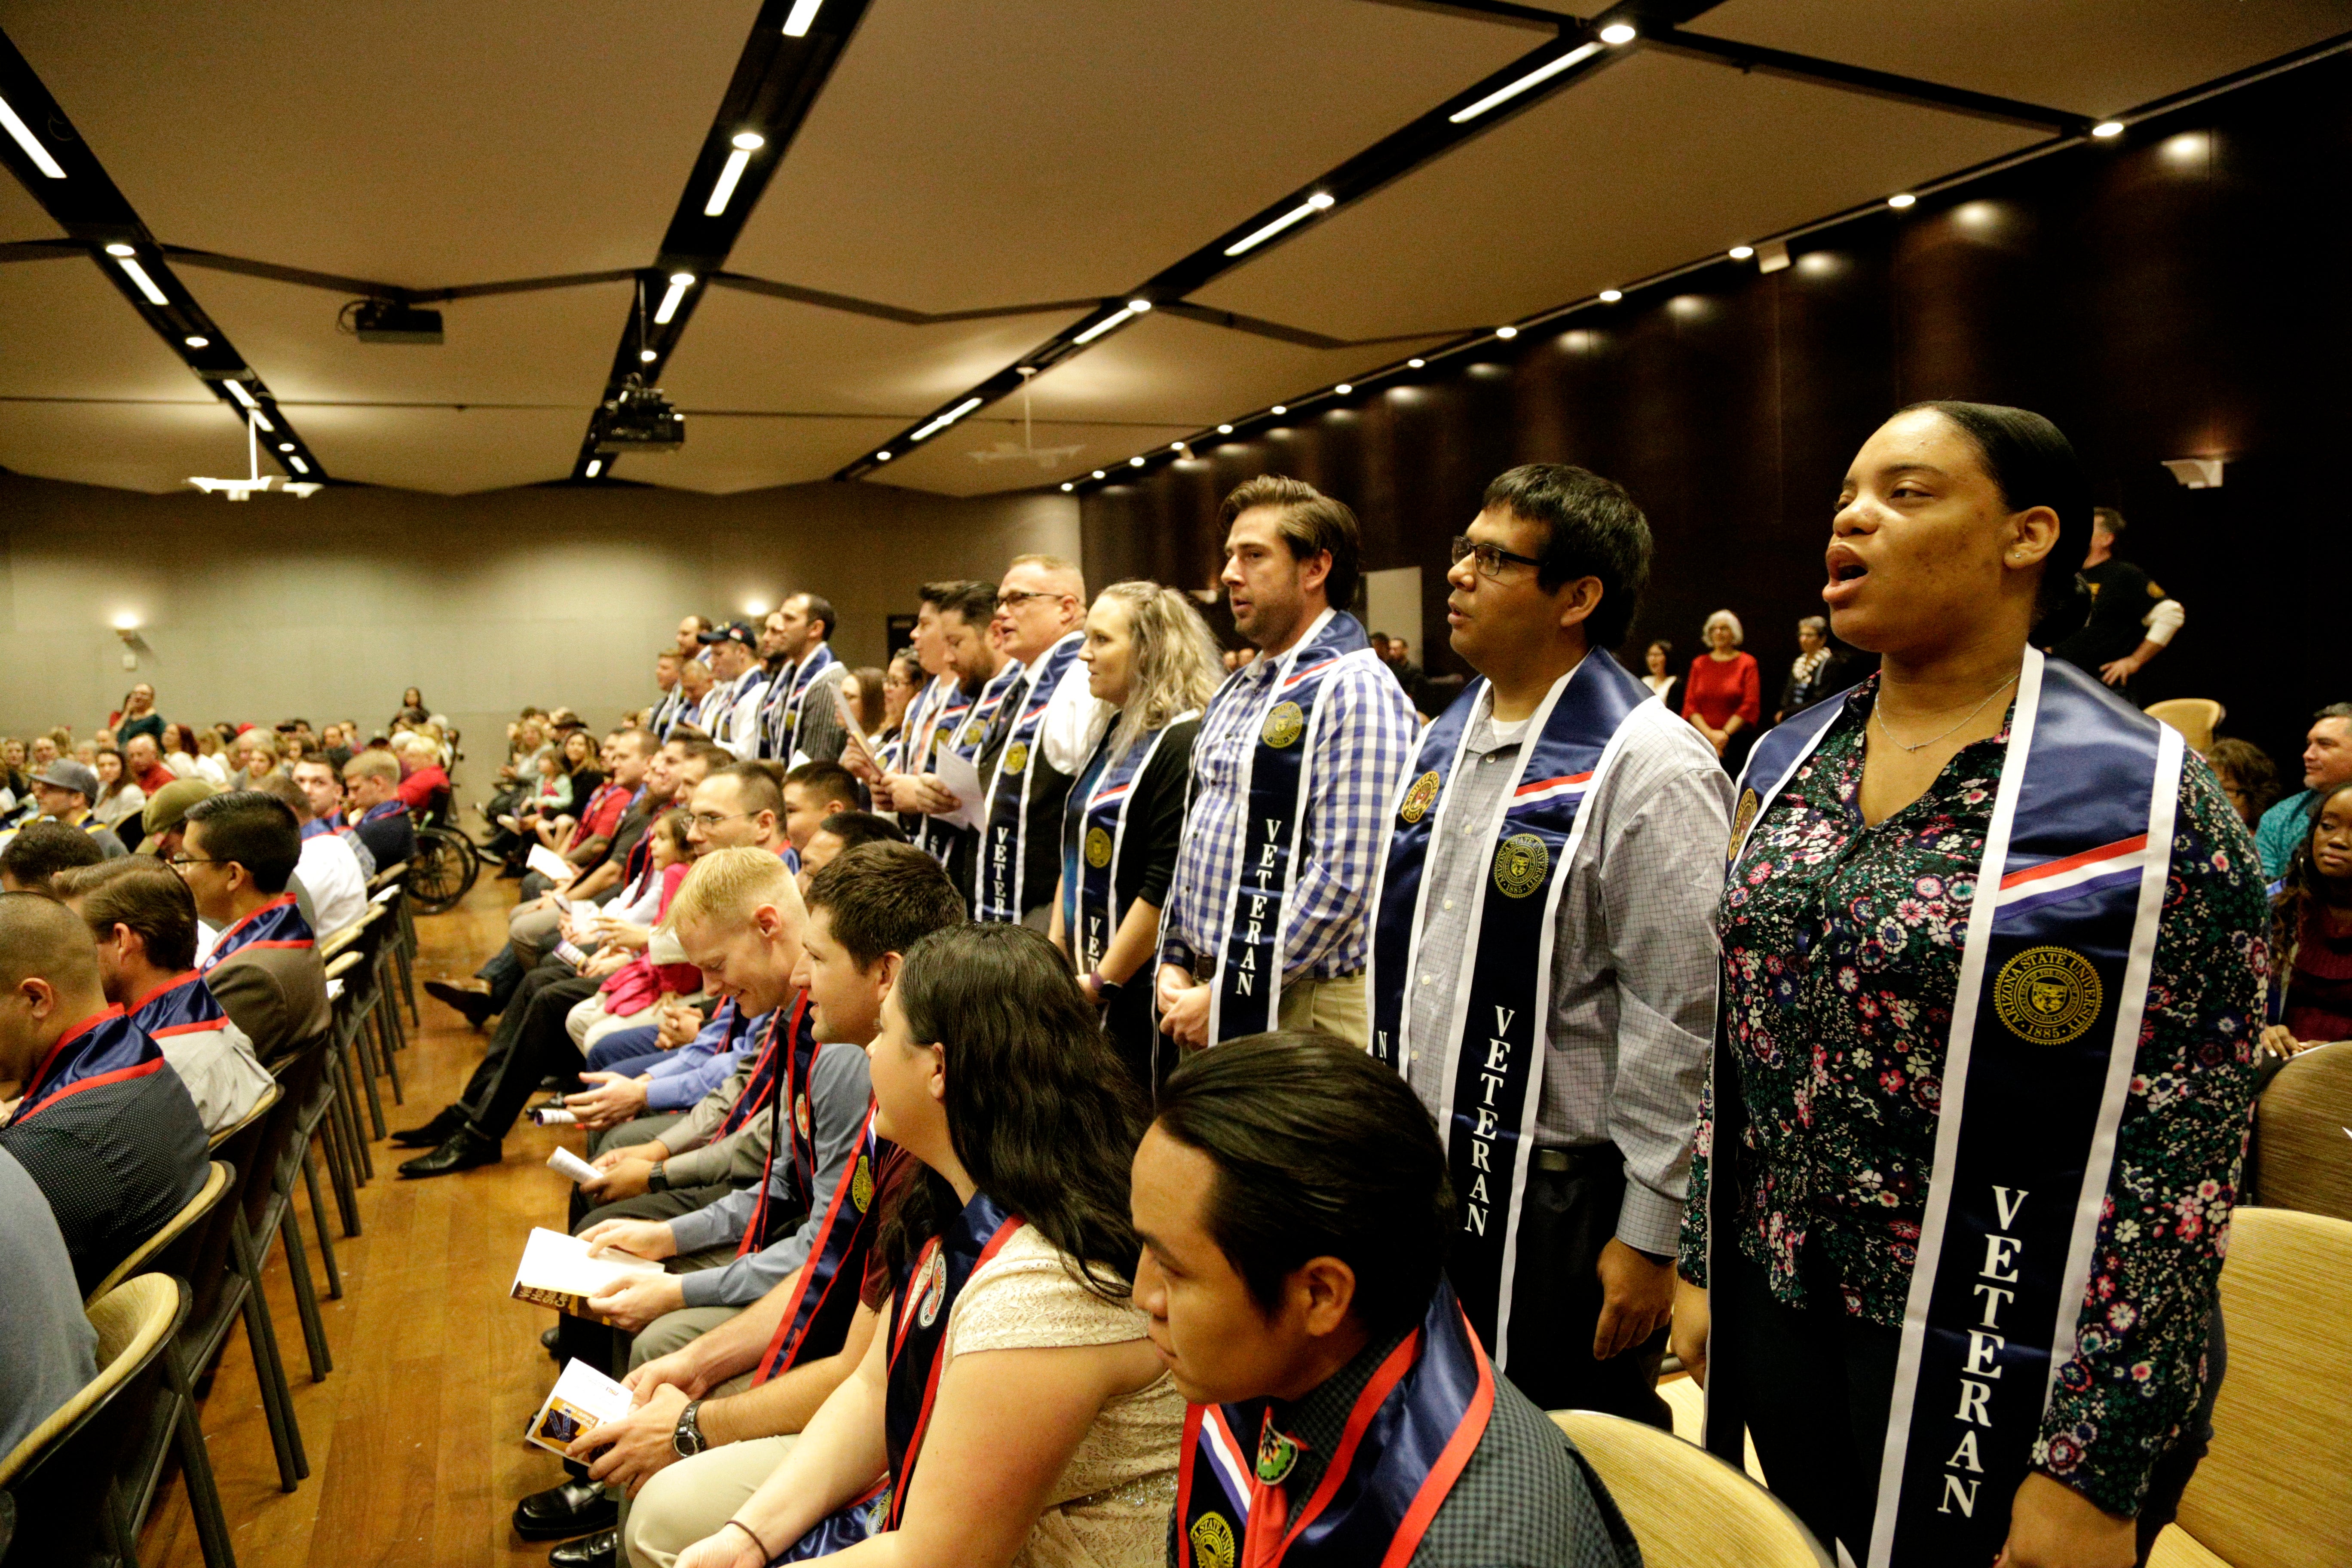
[
  {"xmin": 1002, "ymin": 740, "xmax": 1029, "ymax": 775},
  {"xmin": 1261, "ymin": 701, "xmax": 1305, "ymax": 748},
  {"xmin": 1491, "ymin": 833, "xmax": 1550, "ymax": 898},
  {"xmin": 1992, "ymin": 946, "xmax": 2103, "ymax": 1046},
  {"xmin": 1188, "ymin": 1512, "xmax": 1236, "ymax": 1568},
  {"xmin": 1728, "ymin": 787, "xmax": 1760, "ymax": 862},
  {"xmin": 1400, "ymin": 770, "xmax": 1441, "ymax": 824},
  {"xmin": 1084, "ymin": 826, "xmax": 1114, "ymax": 868},
  {"xmin": 849, "ymin": 1153, "xmax": 873, "ymax": 1213}
]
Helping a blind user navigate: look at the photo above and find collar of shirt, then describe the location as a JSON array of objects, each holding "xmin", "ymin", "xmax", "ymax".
[{"xmin": 1257, "ymin": 1319, "xmax": 1418, "ymax": 1506}]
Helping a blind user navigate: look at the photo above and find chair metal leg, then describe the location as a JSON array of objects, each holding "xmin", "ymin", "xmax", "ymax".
[
  {"xmin": 272, "ymin": 1191, "xmax": 334, "ymax": 1382},
  {"xmin": 371, "ymin": 993, "xmax": 407, "ymax": 1103},
  {"xmin": 322, "ymin": 1069, "xmax": 365, "ymax": 1232},
  {"xmin": 348, "ymin": 1002, "xmax": 389, "ymax": 1140},
  {"xmin": 167, "ymin": 1349, "xmax": 242, "ymax": 1568},
  {"xmin": 331, "ymin": 1040, "xmax": 375, "ymax": 1183},
  {"xmin": 231, "ymin": 1213, "xmax": 307, "ymax": 1488},
  {"xmin": 301, "ymin": 1144, "xmax": 344, "ymax": 1299}
]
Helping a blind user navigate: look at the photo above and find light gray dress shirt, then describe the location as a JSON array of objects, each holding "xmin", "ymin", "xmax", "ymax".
[{"xmin": 1402, "ymin": 684, "xmax": 1731, "ymax": 1256}]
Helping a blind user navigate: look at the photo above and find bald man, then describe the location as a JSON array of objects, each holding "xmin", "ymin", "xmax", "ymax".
[{"xmin": 0, "ymin": 892, "xmax": 208, "ymax": 1295}]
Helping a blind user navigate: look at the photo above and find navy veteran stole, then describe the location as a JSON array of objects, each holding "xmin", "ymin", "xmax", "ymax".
[
  {"xmin": 129, "ymin": 971, "xmax": 251, "ymax": 1061},
  {"xmin": 752, "ymin": 1109, "xmax": 891, "ymax": 1386},
  {"xmin": 1063, "ymin": 710, "xmax": 1196, "ymax": 986},
  {"xmin": 199, "ymin": 891, "xmax": 315, "ymax": 974},
  {"xmin": 1366, "ymin": 649, "xmax": 1650, "ymax": 1364},
  {"xmin": 974, "ymin": 632, "xmax": 1084, "ymax": 924},
  {"xmin": 883, "ymin": 1191, "xmax": 1023, "ymax": 1528},
  {"xmin": 738, "ymin": 993, "xmax": 821, "ymax": 1256},
  {"xmin": 914, "ymin": 662, "xmax": 1023, "ymax": 865},
  {"xmin": 12, "ymin": 1007, "xmax": 166, "ymax": 1123},
  {"xmin": 762, "ymin": 644, "xmax": 837, "ymax": 762},
  {"xmin": 1205, "ymin": 610, "xmax": 1376, "ymax": 1044},
  {"xmin": 1703, "ymin": 650, "xmax": 2184, "ymax": 1568},
  {"xmin": 1176, "ymin": 1279, "xmax": 1494, "ymax": 1568}
]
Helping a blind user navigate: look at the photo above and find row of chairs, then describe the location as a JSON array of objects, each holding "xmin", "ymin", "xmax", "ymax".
[{"xmin": 0, "ymin": 866, "xmax": 424, "ymax": 1568}]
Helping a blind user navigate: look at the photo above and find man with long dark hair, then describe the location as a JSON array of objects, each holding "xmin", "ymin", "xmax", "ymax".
[{"xmin": 1134, "ymin": 1032, "xmax": 1638, "ymax": 1568}]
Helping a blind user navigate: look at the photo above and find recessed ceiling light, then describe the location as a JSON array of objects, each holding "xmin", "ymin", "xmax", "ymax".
[
  {"xmin": 1334, "ymin": 383, "xmax": 1352, "ymax": 395},
  {"xmin": 654, "ymin": 272, "xmax": 695, "ymax": 324},
  {"xmin": 1887, "ymin": 192, "xmax": 1916, "ymax": 209},
  {"xmin": 876, "ymin": 450, "xmax": 892, "ymax": 461},
  {"xmin": 1092, "ymin": 469, "xmax": 1106, "ymax": 479},
  {"xmin": 0, "ymin": 93, "xmax": 67, "ymax": 178},
  {"xmin": 1216, "ymin": 423, "xmax": 1234, "ymax": 435},
  {"xmin": 1598, "ymin": 288, "xmax": 1623, "ymax": 303},
  {"xmin": 1494, "ymin": 325, "xmax": 1519, "ymax": 340},
  {"xmin": 184, "ymin": 334, "xmax": 208, "ymax": 348},
  {"xmin": 1127, "ymin": 298, "xmax": 1153, "ymax": 314},
  {"xmin": 1407, "ymin": 358, "xmax": 1425, "ymax": 368},
  {"xmin": 1060, "ymin": 482, "xmax": 1074, "ymax": 491},
  {"xmin": 1271, "ymin": 405, "xmax": 1286, "ymax": 415},
  {"xmin": 105, "ymin": 242, "xmax": 135, "ymax": 257},
  {"xmin": 1729, "ymin": 245, "xmax": 1756, "ymax": 260},
  {"xmin": 585, "ymin": 458, "xmax": 603, "ymax": 478},
  {"xmin": 1449, "ymin": 42, "xmax": 1600, "ymax": 125},
  {"xmin": 780, "ymin": 0, "xmax": 823, "ymax": 36},
  {"xmin": 1224, "ymin": 191, "xmax": 1337, "ymax": 257},
  {"xmin": 1130, "ymin": 456, "xmax": 1145, "ymax": 467},
  {"xmin": 1598, "ymin": 21, "xmax": 1638, "ymax": 45},
  {"xmin": 278, "ymin": 442, "xmax": 294, "ymax": 451},
  {"xmin": 1170, "ymin": 441, "xmax": 1185, "ymax": 451},
  {"xmin": 288, "ymin": 456, "xmax": 309, "ymax": 474},
  {"xmin": 639, "ymin": 349, "xmax": 657, "ymax": 363},
  {"xmin": 2091, "ymin": 120, "xmax": 2124, "ymax": 138}
]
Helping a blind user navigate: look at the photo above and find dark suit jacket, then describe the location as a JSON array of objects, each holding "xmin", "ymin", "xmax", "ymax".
[{"xmin": 208, "ymin": 944, "xmax": 333, "ymax": 1065}]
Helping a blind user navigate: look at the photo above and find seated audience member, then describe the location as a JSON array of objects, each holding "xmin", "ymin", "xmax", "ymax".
[
  {"xmin": 2206, "ymin": 737, "xmax": 2280, "ymax": 832},
  {"xmin": 393, "ymin": 731, "xmax": 452, "ymax": 811},
  {"xmin": 138, "ymin": 778, "xmax": 217, "ymax": 870},
  {"xmin": 0, "ymin": 892, "xmax": 209, "ymax": 1295},
  {"xmin": 124, "ymin": 732, "xmax": 175, "ymax": 797},
  {"xmin": 780, "ymin": 760, "xmax": 861, "ymax": 860},
  {"xmin": 2262, "ymin": 778, "xmax": 2352, "ymax": 1061},
  {"xmin": 256, "ymin": 774, "xmax": 368, "ymax": 938},
  {"xmin": 1, "ymin": 820, "xmax": 105, "ymax": 894},
  {"xmin": 2257, "ymin": 703, "xmax": 2352, "ymax": 879},
  {"xmin": 0, "ymin": 1143, "xmax": 98, "ymax": 1456},
  {"xmin": 179, "ymin": 790, "xmax": 331, "ymax": 1065},
  {"xmin": 291, "ymin": 756, "xmax": 377, "ymax": 877},
  {"xmin": 798, "ymin": 810, "xmax": 904, "ymax": 890},
  {"xmin": 55, "ymin": 858, "xmax": 275, "ymax": 1135},
  {"xmin": 227, "ymin": 728, "xmax": 279, "ymax": 791},
  {"xmin": 89, "ymin": 747, "xmax": 147, "ymax": 833},
  {"xmin": 665, "ymin": 923, "xmax": 1180, "ymax": 1568},
  {"xmin": 26, "ymin": 760, "xmax": 127, "ymax": 858},
  {"xmin": 1135, "ymin": 1034, "xmax": 1640, "ymax": 1568},
  {"xmin": 344, "ymin": 749, "xmax": 418, "ymax": 869}
]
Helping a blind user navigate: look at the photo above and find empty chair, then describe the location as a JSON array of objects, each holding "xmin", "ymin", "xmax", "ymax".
[
  {"xmin": 2250, "ymin": 1043, "xmax": 2352, "ymax": 1222},
  {"xmin": 2147, "ymin": 1207, "xmax": 2352, "ymax": 1567},
  {"xmin": 1550, "ymin": 1409, "xmax": 1832, "ymax": 1568},
  {"xmin": 2144, "ymin": 698, "xmax": 2225, "ymax": 756}
]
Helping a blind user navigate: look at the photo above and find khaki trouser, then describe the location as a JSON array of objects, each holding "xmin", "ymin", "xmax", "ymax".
[
  {"xmin": 508, "ymin": 900, "xmax": 564, "ymax": 967},
  {"xmin": 1274, "ymin": 971, "xmax": 1369, "ymax": 1049},
  {"xmin": 623, "ymin": 1435, "xmax": 797, "ymax": 1568}
]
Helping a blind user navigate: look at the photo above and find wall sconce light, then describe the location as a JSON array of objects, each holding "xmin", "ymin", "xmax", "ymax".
[
  {"xmin": 113, "ymin": 614, "xmax": 145, "ymax": 671},
  {"xmin": 2161, "ymin": 458, "xmax": 2225, "ymax": 489}
]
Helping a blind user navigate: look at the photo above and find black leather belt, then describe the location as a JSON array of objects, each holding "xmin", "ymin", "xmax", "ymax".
[{"xmin": 1531, "ymin": 1142, "xmax": 1616, "ymax": 1175}]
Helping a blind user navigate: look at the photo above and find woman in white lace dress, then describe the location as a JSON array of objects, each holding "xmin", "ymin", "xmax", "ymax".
[{"xmin": 674, "ymin": 924, "xmax": 1182, "ymax": 1568}]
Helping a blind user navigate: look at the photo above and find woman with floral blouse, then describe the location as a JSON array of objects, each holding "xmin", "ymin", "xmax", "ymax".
[{"xmin": 1671, "ymin": 403, "xmax": 2264, "ymax": 1568}]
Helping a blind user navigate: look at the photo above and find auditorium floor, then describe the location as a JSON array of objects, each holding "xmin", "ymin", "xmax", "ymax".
[{"xmin": 139, "ymin": 874, "xmax": 600, "ymax": 1568}]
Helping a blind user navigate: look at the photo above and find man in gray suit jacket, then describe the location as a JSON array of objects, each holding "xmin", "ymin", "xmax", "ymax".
[{"xmin": 178, "ymin": 791, "xmax": 332, "ymax": 1065}]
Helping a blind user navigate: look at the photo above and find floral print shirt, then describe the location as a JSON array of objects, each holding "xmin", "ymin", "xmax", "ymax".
[{"xmin": 1677, "ymin": 678, "xmax": 2267, "ymax": 1514}]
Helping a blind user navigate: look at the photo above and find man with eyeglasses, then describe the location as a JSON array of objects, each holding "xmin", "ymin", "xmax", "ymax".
[
  {"xmin": 178, "ymin": 789, "xmax": 332, "ymax": 1066},
  {"xmin": 1366, "ymin": 463, "xmax": 1727, "ymax": 1426}
]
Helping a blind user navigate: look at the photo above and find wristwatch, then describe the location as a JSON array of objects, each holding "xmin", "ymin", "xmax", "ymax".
[
  {"xmin": 646, "ymin": 1161, "xmax": 669, "ymax": 1193},
  {"xmin": 672, "ymin": 1398, "xmax": 708, "ymax": 1458}
]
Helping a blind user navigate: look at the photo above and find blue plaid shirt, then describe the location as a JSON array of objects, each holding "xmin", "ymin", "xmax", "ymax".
[{"xmin": 1162, "ymin": 629, "xmax": 1418, "ymax": 983}]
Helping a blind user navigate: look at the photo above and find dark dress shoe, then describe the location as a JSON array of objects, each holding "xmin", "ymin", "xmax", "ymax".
[
  {"xmin": 397, "ymin": 1127, "xmax": 500, "ymax": 1179},
  {"xmin": 513, "ymin": 1478, "xmax": 616, "ymax": 1541},
  {"xmin": 423, "ymin": 978, "xmax": 497, "ymax": 1027},
  {"xmin": 389, "ymin": 1106, "xmax": 466, "ymax": 1148},
  {"xmin": 547, "ymin": 1527, "xmax": 619, "ymax": 1567},
  {"xmin": 541, "ymin": 1325, "xmax": 564, "ymax": 1359}
]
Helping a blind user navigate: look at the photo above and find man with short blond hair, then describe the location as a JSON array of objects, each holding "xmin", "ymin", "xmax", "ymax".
[{"xmin": 342, "ymin": 749, "xmax": 415, "ymax": 867}]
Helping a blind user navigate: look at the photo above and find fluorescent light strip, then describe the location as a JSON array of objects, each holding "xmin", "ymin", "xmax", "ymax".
[
  {"xmin": 706, "ymin": 147, "xmax": 753, "ymax": 216},
  {"xmin": 250, "ymin": 410, "xmax": 274, "ymax": 433},
  {"xmin": 1072, "ymin": 306, "xmax": 1138, "ymax": 346},
  {"xmin": 1448, "ymin": 41, "xmax": 1599, "ymax": 125},
  {"xmin": 910, "ymin": 395, "xmax": 983, "ymax": 442},
  {"xmin": 116, "ymin": 256, "xmax": 170, "ymax": 306},
  {"xmin": 0, "ymin": 93, "xmax": 66, "ymax": 178},
  {"xmin": 654, "ymin": 272, "xmax": 694, "ymax": 324},
  {"xmin": 225, "ymin": 380, "xmax": 260, "ymax": 409},
  {"xmin": 1223, "ymin": 192, "xmax": 1335, "ymax": 259},
  {"xmin": 781, "ymin": 0, "xmax": 824, "ymax": 36},
  {"xmin": 288, "ymin": 456, "xmax": 309, "ymax": 474}
]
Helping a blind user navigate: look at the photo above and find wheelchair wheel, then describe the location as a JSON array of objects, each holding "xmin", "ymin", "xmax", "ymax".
[{"xmin": 407, "ymin": 825, "xmax": 481, "ymax": 915}]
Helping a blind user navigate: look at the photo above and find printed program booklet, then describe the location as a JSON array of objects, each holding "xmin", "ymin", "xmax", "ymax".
[
  {"xmin": 509, "ymin": 1226, "xmax": 663, "ymax": 1319},
  {"xmin": 524, "ymin": 1357, "xmax": 634, "ymax": 1457}
]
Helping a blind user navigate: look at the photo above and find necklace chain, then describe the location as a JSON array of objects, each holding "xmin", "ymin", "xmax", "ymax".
[{"xmin": 1872, "ymin": 671, "xmax": 2020, "ymax": 754}]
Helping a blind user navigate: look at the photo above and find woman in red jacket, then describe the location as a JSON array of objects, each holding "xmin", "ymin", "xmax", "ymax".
[{"xmin": 1683, "ymin": 608, "xmax": 1761, "ymax": 771}]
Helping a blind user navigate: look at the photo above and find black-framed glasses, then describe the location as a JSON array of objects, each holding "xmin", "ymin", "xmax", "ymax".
[
  {"xmin": 687, "ymin": 810, "xmax": 748, "ymax": 831},
  {"xmin": 165, "ymin": 854, "xmax": 221, "ymax": 870},
  {"xmin": 1449, "ymin": 534, "xmax": 1544, "ymax": 581}
]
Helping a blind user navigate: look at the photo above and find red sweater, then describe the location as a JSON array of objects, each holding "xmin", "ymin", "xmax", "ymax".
[{"xmin": 1683, "ymin": 652, "xmax": 1761, "ymax": 729}]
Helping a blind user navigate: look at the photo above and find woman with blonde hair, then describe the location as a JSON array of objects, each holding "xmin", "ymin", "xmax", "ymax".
[{"xmin": 1050, "ymin": 580, "xmax": 1222, "ymax": 1091}]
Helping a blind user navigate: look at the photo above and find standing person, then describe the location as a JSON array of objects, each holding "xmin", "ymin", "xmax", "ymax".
[
  {"xmin": 2260, "ymin": 779, "xmax": 2352, "ymax": 1060},
  {"xmin": 758, "ymin": 594, "xmax": 849, "ymax": 765},
  {"xmin": 1155, "ymin": 478, "xmax": 1415, "ymax": 1051},
  {"xmin": 1052, "ymin": 582, "xmax": 1222, "ymax": 1091},
  {"xmin": 890, "ymin": 581, "xmax": 1022, "ymax": 879},
  {"xmin": 843, "ymin": 667, "xmax": 885, "ymax": 741},
  {"xmin": 674, "ymin": 658, "xmax": 720, "ymax": 738},
  {"xmin": 1775, "ymin": 614, "xmax": 1847, "ymax": 723},
  {"xmin": 2045, "ymin": 507, "xmax": 2185, "ymax": 696},
  {"xmin": 392, "ymin": 686, "xmax": 429, "ymax": 727},
  {"xmin": 1638, "ymin": 638, "xmax": 1679, "ymax": 706},
  {"xmin": 1673, "ymin": 402, "xmax": 2265, "ymax": 1568},
  {"xmin": 649, "ymin": 651, "xmax": 688, "ymax": 740},
  {"xmin": 1134, "ymin": 1034, "xmax": 1642, "ymax": 1568},
  {"xmin": 698, "ymin": 624, "xmax": 772, "ymax": 763},
  {"xmin": 1371, "ymin": 464, "xmax": 1729, "ymax": 1424},
  {"xmin": 2255, "ymin": 704, "xmax": 2352, "ymax": 879},
  {"xmin": 969, "ymin": 555, "xmax": 1104, "ymax": 928},
  {"xmin": 112, "ymin": 683, "xmax": 165, "ymax": 750},
  {"xmin": 1681, "ymin": 609, "xmax": 1761, "ymax": 771},
  {"xmin": 874, "ymin": 651, "xmax": 922, "ymax": 759},
  {"xmin": 664, "ymin": 924, "xmax": 1181, "ymax": 1568},
  {"xmin": 865, "ymin": 586, "xmax": 963, "ymax": 819}
]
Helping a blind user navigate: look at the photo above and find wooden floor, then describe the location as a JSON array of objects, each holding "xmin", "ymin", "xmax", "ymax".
[{"xmin": 139, "ymin": 874, "xmax": 607, "ymax": 1568}]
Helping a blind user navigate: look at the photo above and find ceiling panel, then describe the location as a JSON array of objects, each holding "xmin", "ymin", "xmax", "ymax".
[
  {"xmin": 660, "ymin": 285, "xmax": 1077, "ymax": 417},
  {"xmin": 1023, "ymin": 311, "xmax": 1451, "ymax": 431},
  {"xmin": 190, "ymin": 271, "xmax": 635, "ymax": 406},
  {"xmin": 616, "ymin": 413, "xmax": 907, "ymax": 495},
  {"xmin": 1699, "ymin": 0, "xmax": 2352, "ymax": 118},
  {"xmin": 867, "ymin": 416, "xmax": 1195, "ymax": 498},
  {"xmin": 0, "ymin": 398, "xmax": 256, "ymax": 493},
  {"xmin": 725, "ymin": 0, "xmax": 1540, "ymax": 313},
  {"xmin": 1191, "ymin": 50, "xmax": 2037, "ymax": 342},
  {"xmin": 0, "ymin": 255, "xmax": 212, "ymax": 399},
  {"xmin": 0, "ymin": 171, "xmax": 64, "ymax": 241},
  {"xmin": 293, "ymin": 404, "xmax": 588, "ymax": 494},
  {"xmin": 0, "ymin": 0, "xmax": 762, "ymax": 285}
]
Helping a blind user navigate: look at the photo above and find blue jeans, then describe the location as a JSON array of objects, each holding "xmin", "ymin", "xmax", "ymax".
[{"xmin": 585, "ymin": 1028, "xmax": 661, "ymax": 1074}]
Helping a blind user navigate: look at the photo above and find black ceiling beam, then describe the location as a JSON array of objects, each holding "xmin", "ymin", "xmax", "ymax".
[
  {"xmin": 0, "ymin": 26, "xmax": 327, "ymax": 481},
  {"xmin": 834, "ymin": 2, "xmax": 1729, "ymax": 481},
  {"xmin": 571, "ymin": 0, "xmax": 874, "ymax": 480},
  {"xmin": 1642, "ymin": 27, "xmax": 2093, "ymax": 134}
]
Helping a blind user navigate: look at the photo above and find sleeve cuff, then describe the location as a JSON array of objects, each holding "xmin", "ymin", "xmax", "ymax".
[
  {"xmin": 665, "ymin": 1204, "xmax": 733, "ymax": 1256},
  {"xmin": 1615, "ymin": 1180, "xmax": 1687, "ymax": 1259}
]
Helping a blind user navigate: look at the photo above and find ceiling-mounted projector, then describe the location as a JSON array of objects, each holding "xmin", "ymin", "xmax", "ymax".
[
  {"xmin": 346, "ymin": 298, "xmax": 444, "ymax": 343},
  {"xmin": 593, "ymin": 377, "xmax": 684, "ymax": 453}
]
